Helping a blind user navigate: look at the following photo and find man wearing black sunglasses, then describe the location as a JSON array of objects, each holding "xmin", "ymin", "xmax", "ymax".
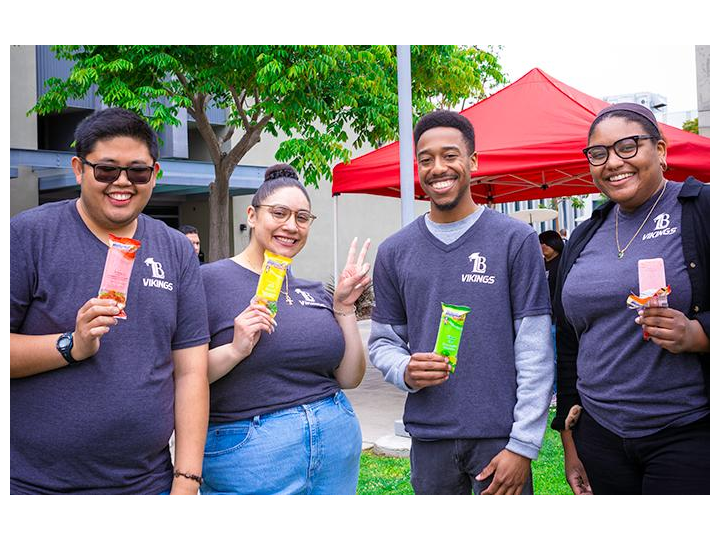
[{"xmin": 10, "ymin": 108, "xmax": 210, "ymax": 495}]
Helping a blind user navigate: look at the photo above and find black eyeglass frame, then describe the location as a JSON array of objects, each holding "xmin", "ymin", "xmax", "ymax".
[
  {"xmin": 582, "ymin": 135, "xmax": 658, "ymax": 166},
  {"xmin": 79, "ymin": 157, "xmax": 156, "ymax": 184},
  {"xmin": 254, "ymin": 204, "xmax": 317, "ymax": 227}
]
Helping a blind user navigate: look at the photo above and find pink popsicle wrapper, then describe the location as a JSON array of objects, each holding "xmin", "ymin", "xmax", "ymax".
[
  {"xmin": 627, "ymin": 258, "xmax": 670, "ymax": 340},
  {"xmin": 638, "ymin": 258, "xmax": 667, "ymax": 296},
  {"xmin": 97, "ymin": 234, "xmax": 141, "ymax": 319}
]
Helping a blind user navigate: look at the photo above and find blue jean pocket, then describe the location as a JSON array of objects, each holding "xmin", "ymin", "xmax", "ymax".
[
  {"xmin": 334, "ymin": 391, "xmax": 357, "ymax": 417},
  {"xmin": 204, "ymin": 421, "xmax": 254, "ymax": 457}
]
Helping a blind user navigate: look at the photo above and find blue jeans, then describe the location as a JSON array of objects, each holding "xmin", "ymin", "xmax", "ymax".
[{"xmin": 200, "ymin": 391, "xmax": 362, "ymax": 494}]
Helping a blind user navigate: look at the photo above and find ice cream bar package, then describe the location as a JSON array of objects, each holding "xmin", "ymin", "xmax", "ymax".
[
  {"xmin": 255, "ymin": 250, "xmax": 292, "ymax": 316},
  {"xmin": 627, "ymin": 258, "xmax": 671, "ymax": 310},
  {"xmin": 97, "ymin": 234, "xmax": 142, "ymax": 319},
  {"xmin": 433, "ymin": 303, "xmax": 471, "ymax": 374},
  {"xmin": 626, "ymin": 258, "xmax": 671, "ymax": 340},
  {"xmin": 638, "ymin": 258, "xmax": 667, "ymax": 296}
]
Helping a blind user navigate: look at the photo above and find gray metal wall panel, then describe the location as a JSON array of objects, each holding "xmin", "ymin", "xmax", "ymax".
[
  {"xmin": 35, "ymin": 45, "xmax": 98, "ymax": 110},
  {"xmin": 205, "ymin": 104, "xmax": 227, "ymax": 125}
]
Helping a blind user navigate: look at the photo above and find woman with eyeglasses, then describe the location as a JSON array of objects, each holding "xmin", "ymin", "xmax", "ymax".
[
  {"xmin": 550, "ymin": 103, "xmax": 709, "ymax": 495},
  {"xmin": 198, "ymin": 163, "xmax": 370, "ymax": 494}
]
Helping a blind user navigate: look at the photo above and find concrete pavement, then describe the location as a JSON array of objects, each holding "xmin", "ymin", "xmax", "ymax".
[{"xmin": 344, "ymin": 320, "xmax": 411, "ymax": 456}]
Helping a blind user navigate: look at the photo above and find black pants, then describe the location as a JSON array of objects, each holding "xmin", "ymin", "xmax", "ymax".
[
  {"xmin": 409, "ymin": 437, "xmax": 533, "ymax": 495},
  {"xmin": 573, "ymin": 411, "xmax": 709, "ymax": 495}
]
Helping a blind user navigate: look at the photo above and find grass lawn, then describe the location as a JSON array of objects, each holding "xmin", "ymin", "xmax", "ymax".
[{"xmin": 356, "ymin": 408, "xmax": 572, "ymax": 495}]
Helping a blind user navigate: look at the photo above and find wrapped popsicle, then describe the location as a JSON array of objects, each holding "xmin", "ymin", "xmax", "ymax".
[
  {"xmin": 97, "ymin": 234, "xmax": 142, "ymax": 319},
  {"xmin": 254, "ymin": 250, "xmax": 292, "ymax": 316},
  {"xmin": 626, "ymin": 258, "xmax": 671, "ymax": 339},
  {"xmin": 433, "ymin": 303, "xmax": 471, "ymax": 374}
]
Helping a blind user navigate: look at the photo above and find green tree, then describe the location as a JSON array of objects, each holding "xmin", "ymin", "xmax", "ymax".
[
  {"xmin": 31, "ymin": 45, "xmax": 504, "ymax": 261},
  {"xmin": 682, "ymin": 117, "xmax": 699, "ymax": 134}
]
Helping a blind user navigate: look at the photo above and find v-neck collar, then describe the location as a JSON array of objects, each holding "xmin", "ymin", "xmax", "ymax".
[{"xmin": 416, "ymin": 207, "xmax": 490, "ymax": 253}]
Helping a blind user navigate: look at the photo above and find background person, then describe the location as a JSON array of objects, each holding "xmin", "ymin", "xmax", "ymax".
[
  {"xmin": 552, "ymin": 103, "xmax": 709, "ymax": 495},
  {"xmin": 10, "ymin": 108, "xmax": 209, "ymax": 494},
  {"xmin": 369, "ymin": 110, "xmax": 554, "ymax": 495},
  {"xmin": 179, "ymin": 224, "xmax": 204, "ymax": 263},
  {"xmin": 200, "ymin": 163, "xmax": 371, "ymax": 494},
  {"xmin": 538, "ymin": 230, "xmax": 564, "ymax": 308},
  {"xmin": 539, "ymin": 229, "xmax": 564, "ymax": 401}
]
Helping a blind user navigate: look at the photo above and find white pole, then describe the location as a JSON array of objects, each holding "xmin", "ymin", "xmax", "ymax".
[
  {"xmin": 396, "ymin": 45, "xmax": 413, "ymax": 438},
  {"xmin": 333, "ymin": 194, "xmax": 339, "ymax": 286},
  {"xmin": 397, "ymin": 45, "xmax": 414, "ymax": 228}
]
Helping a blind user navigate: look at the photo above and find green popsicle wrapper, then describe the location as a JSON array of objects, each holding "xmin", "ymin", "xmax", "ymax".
[{"xmin": 433, "ymin": 303, "xmax": 471, "ymax": 373}]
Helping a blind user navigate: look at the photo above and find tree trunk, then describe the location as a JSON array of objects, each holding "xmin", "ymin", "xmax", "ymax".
[{"xmin": 207, "ymin": 165, "xmax": 231, "ymax": 262}]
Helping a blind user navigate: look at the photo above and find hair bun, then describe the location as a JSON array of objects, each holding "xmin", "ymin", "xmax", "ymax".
[{"xmin": 264, "ymin": 163, "xmax": 299, "ymax": 182}]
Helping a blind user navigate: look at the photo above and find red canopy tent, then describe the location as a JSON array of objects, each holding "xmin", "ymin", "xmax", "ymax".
[{"xmin": 332, "ymin": 68, "xmax": 710, "ymax": 204}]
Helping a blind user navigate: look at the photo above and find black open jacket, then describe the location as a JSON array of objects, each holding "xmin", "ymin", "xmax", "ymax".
[{"xmin": 550, "ymin": 177, "xmax": 710, "ymax": 432}]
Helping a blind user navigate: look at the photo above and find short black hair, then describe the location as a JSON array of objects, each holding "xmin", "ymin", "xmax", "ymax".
[
  {"xmin": 413, "ymin": 110, "xmax": 475, "ymax": 155},
  {"xmin": 179, "ymin": 225, "xmax": 198, "ymax": 235},
  {"xmin": 74, "ymin": 107, "xmax": 159, "ymax": 161},
  {"xmin": 538, "ymin": 230, "xmax": 564, "ymax": 254},
  {"xmin": 251, "ymin": 163, "xmax": 311, "ymax": 207}
]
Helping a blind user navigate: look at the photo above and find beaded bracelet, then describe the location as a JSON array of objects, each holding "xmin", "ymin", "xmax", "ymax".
[
  {"xmin": 333, "ymin": 306, "xmax": 357, "ymax": 316},
  {"xmin": 173, "ymin": 470, "xmax": 203, "ymax": 486}
]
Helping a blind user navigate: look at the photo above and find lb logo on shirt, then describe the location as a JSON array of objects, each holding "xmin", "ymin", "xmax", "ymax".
[
  {"xmin": 294, "ymin": 288, "xmax": 326, "ymax": 308},
  {"xmin": 142, "ymin": 257, "xmax": 174, "ymax": 291},
  {"xmin": 462, "ymin": 252, "xmax": 496, "ymax": 284},
  {"xmin": 295, "ymin": 288, "xmax": 316, "ymax": 303},
  {"xmin": 642, "ymin": 213, "xmax": 677, "ymax": 241}
]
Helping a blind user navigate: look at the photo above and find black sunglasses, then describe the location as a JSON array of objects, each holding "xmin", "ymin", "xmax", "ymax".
[
  {"xmin": 80, "ymin": 157, "xmax": 156, "ymax": 184},
  {"xmin": 582, "ymin": 135, "xmax": 657, "ymax": 166}
]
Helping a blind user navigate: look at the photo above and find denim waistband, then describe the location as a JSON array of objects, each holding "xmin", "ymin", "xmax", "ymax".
[{"xmin": 208, "ymin": 391, "xmax": 343, "ymax": 429}]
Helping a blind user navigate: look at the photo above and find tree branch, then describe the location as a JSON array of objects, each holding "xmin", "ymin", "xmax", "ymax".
[
  {"xmin": 173, "ymin": 70, "xmax": 196, "ymax": 116},
  {"xmin": 220, "ymin": 125, "xmax": 235, "ymax": 145},
  {"xmin": 228, "ymin": 84, "xmax": 251, "ymax": 131},
  {"xmin": 189, "ymin": 92, "xmax": 222, "ymax": 165},
  {"xmin": 251, "ymin": 89, "xmax": 262, "ymax": 122},
  {"xmin": 223, "ymin": 114, "xmax": 273, "ymax": 174}
]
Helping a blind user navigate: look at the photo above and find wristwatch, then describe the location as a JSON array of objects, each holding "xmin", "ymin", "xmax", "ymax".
[{"xmin": 56, "ymin": 332, "xmax": 78, "ymax": 365}]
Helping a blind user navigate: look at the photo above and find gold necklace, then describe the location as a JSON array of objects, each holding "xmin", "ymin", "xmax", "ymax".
[
  {"xmin": 240, "ymin": 252, "xmax": 293, "ymax": 305},
  {"xmin": 615, "ymin": 181, "xmax": 667, "ymax": 259}
]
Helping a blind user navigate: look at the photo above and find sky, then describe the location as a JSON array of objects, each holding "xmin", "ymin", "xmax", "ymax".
[{"xmin": 495, "ymin": 43, "xmax": 700, "ymax": 113}]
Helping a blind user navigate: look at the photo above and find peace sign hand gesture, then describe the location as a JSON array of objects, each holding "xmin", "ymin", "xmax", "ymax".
[{"xmin": 333, "ymin": 237, "xmax": 372, "ymax": 314}]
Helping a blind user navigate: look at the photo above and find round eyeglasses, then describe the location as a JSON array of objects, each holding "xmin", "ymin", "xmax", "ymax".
[
  {"xmin": 255, "ymin": 204, "xmax": 317, "ymax": 228},
  {"xmin": 582, "ymin": 135, "xmax": 657, "ymax": 166}
]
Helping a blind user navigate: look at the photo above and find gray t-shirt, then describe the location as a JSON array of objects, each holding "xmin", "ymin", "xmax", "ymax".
[
  {"xmin": 201, "ymin": 259, "xmax": 344, "ymax": 423},
  {"xmin": 11, "ymin": 200, "xmax": 209, "ymax": 494},
  {"xmin": 562, "ymin": 180, "xmax": 708, "ymax": 437},
  {"xmin": 372, "ymin": 208, "xmax": 552, "ymax": 441}
]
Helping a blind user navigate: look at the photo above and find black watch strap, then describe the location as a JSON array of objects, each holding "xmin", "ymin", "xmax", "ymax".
[{"xmin": 56, "ymin": 332, "xmax": 78, "ymax": 365}]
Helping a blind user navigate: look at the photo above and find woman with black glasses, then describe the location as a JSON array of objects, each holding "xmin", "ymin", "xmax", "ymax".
[
  {"xmin": 199, "ymin": 163, "xmax": 371, "ymax": 494},
  {"xmin": 550, "ymin": 103, "xmax": 709, "ymax": 494}
]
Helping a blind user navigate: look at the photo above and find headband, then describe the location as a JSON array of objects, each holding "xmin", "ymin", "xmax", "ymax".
[{"xmin": 595, "ymin": 102, "xmax": 660, "ymax": 130}]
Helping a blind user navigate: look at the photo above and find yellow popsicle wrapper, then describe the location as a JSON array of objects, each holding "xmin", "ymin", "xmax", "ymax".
[
  {"xmin": 255, "ymin": 250, "xmax": 292, "ymax": 316},
  {"xmin": 433, "ymin": 303, "xmax": 471, "ymax": 374}
]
